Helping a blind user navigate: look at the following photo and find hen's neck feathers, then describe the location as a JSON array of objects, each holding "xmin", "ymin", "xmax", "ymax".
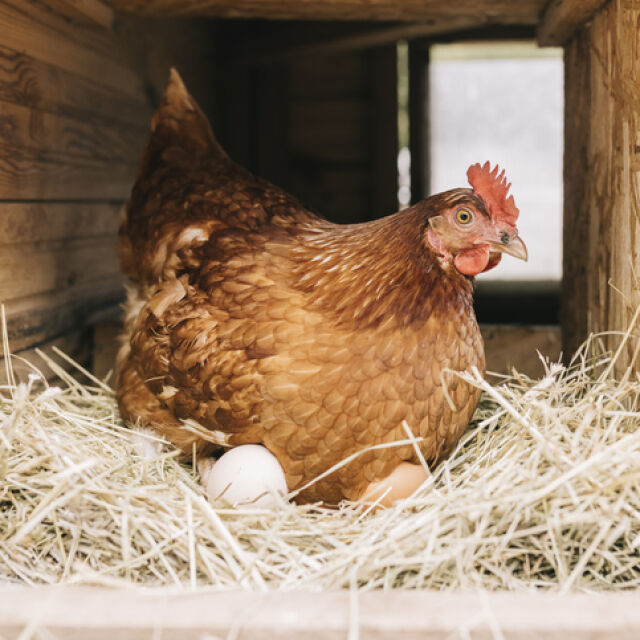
[{"xmin": 287, "ymin": 205, "xmax": 475, "ymax": 330}]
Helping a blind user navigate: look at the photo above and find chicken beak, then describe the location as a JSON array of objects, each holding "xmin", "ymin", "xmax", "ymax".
[{"xmin": 486, "ymin": 234, "xmax": 528, "ymax": 261}]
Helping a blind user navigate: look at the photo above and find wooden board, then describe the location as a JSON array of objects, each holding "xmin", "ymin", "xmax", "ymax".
[
  {"xmin": 0, "ymin": 237, "xmax": 119, "ymax": 301},
  {"xmin": 0, "ymin": 0, "xmax": 143, "ymax": 98},
  {"xmin": 2, "ymin": 587, "xmax": 640, "ymax": 638},
  {"xmin": 102, "ymin": 0, "xmax": 547, "ymax": 23},
  {"xmin": 481, "ymin": 324, "xmax": 562, "ymax": 379},
  {"xmin": 538, "ymin": 0, "xmax": 610, "ymax": 46},
  {"xmin": 0, "ymin": 44, "xmax": 151, "ymax": 127},
  {"xmin": 0, "ymin": 202, "xmax": 120, "ymax": 245},
  {"xmin": 0, "ymin": 99, "xmax": 146, "ymax": 163},
  {"xmin": 1, "ymin": 328, "xmax": 93, "ymax": 384},
  {"xmin": 4, "ymin": 279, "xmax": 123, "ymax": 352},
  {"xmin": 290, "ymin": 99, "xmax": 369, "ymax": 165},
  {"xmin": 0, "ymin": 142, "xmax": 138, "ymax": 199},
  {"xmin": 41, "ymin": 0, "xmax": 114, "ymax": 28},
  {"xmin": 562, "ymin": 0, "xmax": 640, "ymax": 370}
]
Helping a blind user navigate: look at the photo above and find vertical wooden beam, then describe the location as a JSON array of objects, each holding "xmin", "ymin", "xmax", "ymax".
[
  {"xmin": 369, "ymin": 44, "xmax": 399, "ymax": 219},
  {"xmin": 562, "ymin": 0, "xmax": 640, "ymax": 367},
  {"xmin": 408, "ymin": 38, "xmax": 429, "ymax": 202}
]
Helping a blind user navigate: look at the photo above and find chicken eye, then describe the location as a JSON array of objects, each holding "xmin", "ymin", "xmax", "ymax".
[{"xmin": 456, "ymin": 208, "xmax": 473, "ymax": 225}]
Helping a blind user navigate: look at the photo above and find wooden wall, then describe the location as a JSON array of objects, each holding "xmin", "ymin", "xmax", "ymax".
[
  {"xmin": 562, "ymin": 0, "xmax": 640, "ymax": 367},
  {"xmin": 216, "ymin": 24, "xmax": 399, "ymax": 225},
  {"xmin": 0, "ymin": 0, "xmax": 217, "ymax": 381}
]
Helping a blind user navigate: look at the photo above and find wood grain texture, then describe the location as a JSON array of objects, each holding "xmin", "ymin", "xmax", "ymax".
[
  {"xmin": 0, "ymin": 202, "xmax": 120, "ymax": 245},
  {"xmin": 0, "ymin": 328, "xmax": 92, "ymax": 384},
  {"xmin": 0, "ymin": 0, "xmax": 143, "ymax": 97},
  {"xmin": 562, "ymin": 0, "xmax": 640, "ymax": 369},
  {"xmin": 0, "ymin": 237, "xmax": 118, "ymax": 301},
  {"xmin": 102, "ymin": 0, "xmax": 547, "ymax": 23},
  {"xmin": 2, "ymin": 587, "xmax": 640, "ymax": 638},
  {"xmin": 39, "ymin": 0, "xmax": 114, "ymax": 28},
  {"xmin": 239, "ymin": 20, "xmax": 482, "ymax": 65},
  {"xmin": 0, "ymin": 44, "xmax": 151, "ymax": 126},
  {"xmin": 0, "ymin": 142, "xmax": 137, "ymax": 199},
  {"xmin": 538, "ymin": 0, "xmax": 610, "ymax": 45},
  {"xmin": 4, "ymin": 280, "xmax": 123, "ymax": 352},
  {"xmin": 0, "ymin": 99, "xmax": 146, "ymax": 163}
]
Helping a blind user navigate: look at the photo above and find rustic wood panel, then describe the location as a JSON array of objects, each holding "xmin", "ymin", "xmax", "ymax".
[
  {"xmin": 0, "ymin": 100, "xmax": 146, "ymax": 162},
  {"xmin": 368, "ymin": 44, "xmax": 398, "ymax": 220},
  {"xmin": 0, "ymin": 202, "xmax": 120, "ymax": 245},
  {"xmin": 538, "ymin": 0, "xmax": 610, "ymax": 46},
  {"xmin": 0, "ymin": 237, "xmax": 118, "ymax": 301},
  {"xmin": 0, "ymin": 0, "xmax": 143, "ymax": 98},
  {"xmin": 290, "ymin": 55, "xmax": 367, "ymax": 99},
  {"xmin": 102, "ymin": 0, "xmax": 547, "ymax": 23},
  {"xmin": 0, "ymin": 142, "xmax": 137, "ymax": 199},
  {"xmin": 0, "ymin": 1, "xmax": 220, "ymax": 373},
  {"xmin": 3, "ymin": 587, "xmax": 640, "ymax": 638},
  {"xmin": 481, "ymin": 324, "xmax": 562, "ymax": 379},
  {"xmin": 562, "ymin": 0, "xmax": 640, "ymax": 369},
  {"xmin": 287, "ymin": 168, "xmax": 369, "ymax": 223},
  {"xmin": 0, "ymin": 44, "xmax": 151, "ymax": 126},
  {"xmin": 1, "ymin": 328, "xmax": 92, "ymax": 384},
  {"xmin": 408, "ymin": 39, "xmax": 429, "ymax": 203},
  {"xmin": 92, "ymin": 318, "xmax": 121, "ymax": 381},
  {"xmin": 4, "ymin": 279, "xmax": 123, "ymax": 353},
  {"xmin": 290, "ymin": 99, "xmax": 368, "ymax": 165},
  {"xmin": 41, "ymin": 0, "xmax": 114, "ymax": 28}
]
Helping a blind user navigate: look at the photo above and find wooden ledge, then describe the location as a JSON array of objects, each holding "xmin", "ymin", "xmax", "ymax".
[{"xmin": 2, "ymin": 587, "xmax": 640, "ymax": 638}]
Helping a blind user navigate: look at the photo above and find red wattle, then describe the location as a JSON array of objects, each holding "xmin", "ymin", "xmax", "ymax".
[{"xmin": 453, "ymin": 245, "xmax": 490, "ymax": 276}]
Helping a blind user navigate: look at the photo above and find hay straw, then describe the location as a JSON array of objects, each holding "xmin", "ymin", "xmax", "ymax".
[{"xmin": 2, "ymin": 322, "xmax": 640, "ymax": 591}]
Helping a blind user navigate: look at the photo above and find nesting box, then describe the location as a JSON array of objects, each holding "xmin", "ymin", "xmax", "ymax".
[{"xmin": 1, "ymin": 0, "xmax": 640, "ymax": 635}]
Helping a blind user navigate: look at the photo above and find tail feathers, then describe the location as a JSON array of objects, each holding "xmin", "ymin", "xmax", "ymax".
[{"xmin": 149, "ymin": 68, "xmax": 227, "ymax": 161}]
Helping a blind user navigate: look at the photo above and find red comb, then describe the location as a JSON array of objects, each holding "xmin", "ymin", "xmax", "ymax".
[{"xmin": 466, "ymin": 162, "xmax": 519, "ymax": 227}]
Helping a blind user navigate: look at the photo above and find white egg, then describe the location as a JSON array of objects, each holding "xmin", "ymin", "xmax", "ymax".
[{"xmin": 202, "ymin": 444, "xmax": 288, "ymax": 508}]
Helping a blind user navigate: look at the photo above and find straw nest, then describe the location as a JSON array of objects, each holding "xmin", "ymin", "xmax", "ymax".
[{"xmin": 2, "ymin": 322, "xmax": 640, "ymax": 592}]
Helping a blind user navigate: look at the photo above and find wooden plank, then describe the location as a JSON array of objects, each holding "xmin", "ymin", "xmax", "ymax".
[
  {"xmin": 240, "ymin": 20, "xmax": 483, "ymax": 65},
  {"xmin": 288, "ymin": 167, "xmax": 369, "ymax": 224},
  {"xmin": 290, "ymin": 99, "xmax": 368, "ymax": 164},
  {"xmin": 0, "ymin": 44, "xmax": 151, "ymax": 126},
  {"xmin": 0, "ymin": 142, "xmax": 137, "ymax": 199},
  {"xmin": 368, "ymin": 44, "xmax": 398, "ymax": 220},
  {"xmin": 2, "ymin": 588, "xmax": 640, "ymax": 638},
  {"xmin": 40, "ymin": 0, "xmax": 114, "ymax": 28},
  {"xmin": 0, "ymin": 202, "xmax": 120, "ymax": 245},
  {"xmin": 538, "ymin": 0, "xmax": 610, "ymax": 46},
  {"xmin": 255, "ymin": 64, "xmax": 289, "ymax": 191},
  {"xmin": 4, "ymin": 279, "xmax": 123, "ymax": 352},
  {"xmin": 0, "ymin": 0, "xmax": 143, "ymax": 98},
  {"xmin": 0, "ymin": 99, "xmax": 146, "ymax": 163},
  {"xmin": 562, "ymin": 0, "xmax": 640, "ymax": 371},
  {"xmin": 481, "ymin": 324, "xmax": 562, "ymax": 379},
  {"xmin": 290, "ymin": 54, "xmax": 367, "ymax": 100},
  {"xmin": 0, "ymin": 237, "xmax": 119, "ymax": 302},
  {"xmin": 408, "ymin": 39, "xmax": 430, "ymax": 203},
  {"xmin": 1, "ymin": 328, "xmax": 92, "ymax": 384},
  {"xmin": 92, "ymin": 318, "xmax": 121, "ymax": 380},
  {"xmin": 102, "ymin": 0, "xmax": 547, "ymax": 23}
]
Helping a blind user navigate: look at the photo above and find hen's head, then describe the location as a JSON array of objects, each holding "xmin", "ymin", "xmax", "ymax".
[{"xmin": 425, "ymin": 162, "xmax": 527, "ymax": 276}]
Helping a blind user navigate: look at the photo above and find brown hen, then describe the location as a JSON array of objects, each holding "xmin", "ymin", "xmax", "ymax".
[{"xmin": 116, "ymin": 70, "xmax": 527, "ymax": 505}]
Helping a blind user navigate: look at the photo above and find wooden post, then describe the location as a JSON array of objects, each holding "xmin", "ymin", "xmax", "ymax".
[
  {"xmin": 562, "ymin": 0, "xmax": 640, "ymax": 366},
  {"xmin": 408, "ymin": 38, "xmax": 429, "ymax": 202},
  {"xmin": 369, "ymin": 44, "xmax": 399, "ymax": 219}
]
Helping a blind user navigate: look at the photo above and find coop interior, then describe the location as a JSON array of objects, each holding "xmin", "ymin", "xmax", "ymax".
[
  {"xmin": 0, "ymin": 0, "xmax": 579, "ymax": 385},
  {"xmin": 2, "ymin": 0, "xmax": 640, "ymax": 634}
]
